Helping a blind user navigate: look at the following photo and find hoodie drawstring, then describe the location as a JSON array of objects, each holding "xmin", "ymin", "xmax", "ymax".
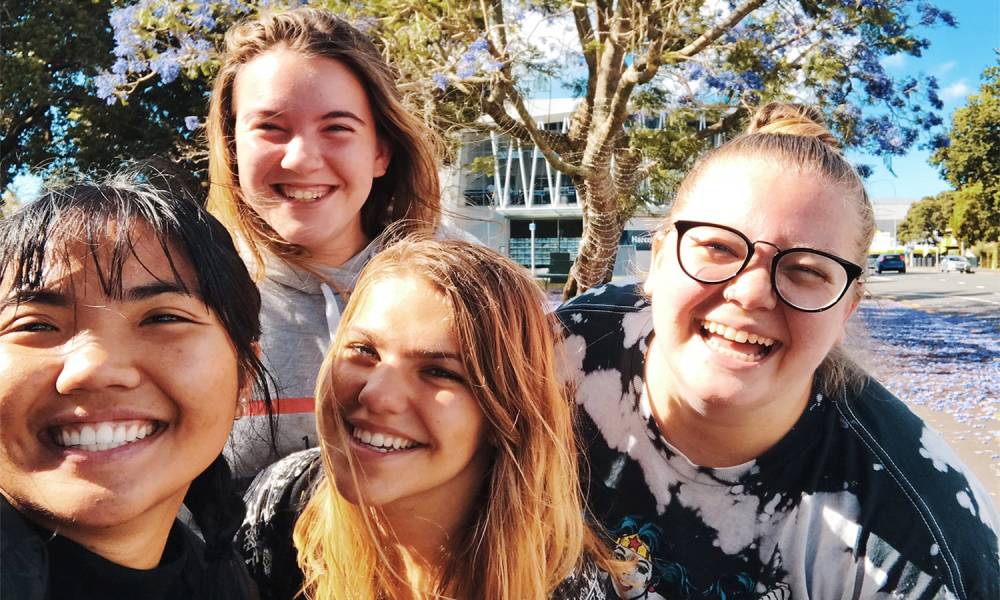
[{"xmin": 320, "ymin": 283, "xmax": 342, "ymax": 343}]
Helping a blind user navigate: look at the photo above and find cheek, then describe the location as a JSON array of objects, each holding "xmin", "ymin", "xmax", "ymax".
[{"xmin": 234, "ymin": 135, "xmax": 268, "ymax": 186}]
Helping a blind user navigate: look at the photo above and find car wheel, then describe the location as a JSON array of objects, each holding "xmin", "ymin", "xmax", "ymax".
[{"xmin": 900, "ymin": 268, "xmax": 906, "ymax": 274}]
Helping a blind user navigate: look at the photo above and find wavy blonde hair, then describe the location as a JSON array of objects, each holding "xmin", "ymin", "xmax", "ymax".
[
  {"xmin": 667, "ymin": 102, "xmax": 875, "ymax": 397},
  {"xmin": 293, "ymin": 237, "xmax": 606, "ymax": 600},
  {"xmin": 205, "ymin": 7, "xmax": 441, "ymax": 275}
]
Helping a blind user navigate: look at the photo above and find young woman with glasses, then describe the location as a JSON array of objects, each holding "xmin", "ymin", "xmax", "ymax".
[{"xmin": 557, "ymin": 103, "xmax": 998, "ymax": 599}]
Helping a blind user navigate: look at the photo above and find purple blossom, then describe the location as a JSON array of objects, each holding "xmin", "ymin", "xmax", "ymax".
[
  {"xmin": 432, "ymin": 73, "xmax": 448, "ymax": 91},
  {"xmin": 150, "ymin": 49, "xmax": 182, "ymax": 84},
  {"xmin": 469, "ymin": 37, "xmax": 489, "ymax": 54},
  {"xmin": 184, "ymin": 116, "xmax": 201, "ymax": 131},
  {"xmin": 95, "ymin": 72, "xmax": 124, "ymax": 104},
  {"xmin": 482, "ymin": 59, "xmax": 503, "ymax": 74}
]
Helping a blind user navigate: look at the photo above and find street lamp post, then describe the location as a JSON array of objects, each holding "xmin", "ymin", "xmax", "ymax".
[{"xmin": 529, "ymin": 221, "xmax": 536, "ymax": 276}]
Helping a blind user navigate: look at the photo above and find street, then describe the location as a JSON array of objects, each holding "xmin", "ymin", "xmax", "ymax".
[
  {"xmin": 846, "ymin": 267, "xmax": 998, "ymax": 505},
  {"xmin": 865, "ymin": 266, "xmax": 1000, "ymax": 326}
]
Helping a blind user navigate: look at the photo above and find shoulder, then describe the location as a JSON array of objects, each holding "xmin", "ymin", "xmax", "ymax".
[
  {"xmin": 0, "ymin": 497, "xmax": 48, "ymax": 600},
  {"xmin": 238, "ymin": 449, "xmax": 321, "ymax": 599},
  {"xmin": 550, "ymin": 556, "xmax": 611, "ymax": 600},
  {"xmin": 836, "ymin": 378, "xmax": 999, "ymax": 598},
  {"xmin": 556, "ymin": 282, "xmax": 649, "ymax": 319},
  {"xmin": 556, "ymin": 283, "xmax": 652, "ymax": 348},
  {"xmin": 243, "ymin": 447, "xmax": 324, "ymax": 526},
  {"xmin": 434, "ymin": 222, "xmax": 483, "ymax": 243},
  {"xmin": 556, "ymin": 283, "xmax": 652, "ymax": 381}
]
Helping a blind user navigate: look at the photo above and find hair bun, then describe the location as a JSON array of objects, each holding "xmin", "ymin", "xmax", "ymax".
[{"xmin": 746, "ymin": 102, "xmax": 841, "ymax": 150}]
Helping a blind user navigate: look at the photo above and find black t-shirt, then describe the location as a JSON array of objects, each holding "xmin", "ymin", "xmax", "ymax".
[
  {"xmin": 0, "ymin": 495, "xmax": 229, "ymax": 600},
  {"xmin": 238, "ymin": 448, "xmax": 611, "ymax": 600},
  {"xmin": 555, "ymin": 283, "xmax": 999, "ymax": 600}
]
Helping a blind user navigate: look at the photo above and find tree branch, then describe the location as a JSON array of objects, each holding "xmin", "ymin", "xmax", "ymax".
[{"xmin": 667, "ymin": 0, "xmax": 766, "ymax": 61}]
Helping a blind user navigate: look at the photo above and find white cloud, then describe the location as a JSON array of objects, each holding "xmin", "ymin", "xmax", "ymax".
[
  {"xmin": 882, "ymin": 53, "xmax": 907, "ymax": 69},
  {"xmin": 941, "ymin": 79, "xmax": 971, "ymax": 101},
  {"xmin": 934, "ymin": 60, "xmax": 957, "ymax": 75}
]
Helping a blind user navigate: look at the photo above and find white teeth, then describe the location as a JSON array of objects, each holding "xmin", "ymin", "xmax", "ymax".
[
  {"xmin": 701, "ymin": 320, "xmax": 775, "ymax": 348},
  {"xmin": 53, "ymin": 420, "xmax": 157, "ymax": 452},
  {"xmin": 704, "ymin": 336, "xmax": 766, "ymax": 362},
  {"xmin": 351, "ymin": 427, "xmax": 418, "ymax": 452},
  {"xmin": 95, "ymin": 423, "xmax": 112, "ymax": 444},
  {"xmin": 279, "ymin": 185, "xmax": 327, "ymax": 201}
]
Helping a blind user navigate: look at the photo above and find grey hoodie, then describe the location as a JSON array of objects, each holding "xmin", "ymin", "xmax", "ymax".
[{"xmin": 225, "ymin": 241, "xmax": 378, "ymax": 481}]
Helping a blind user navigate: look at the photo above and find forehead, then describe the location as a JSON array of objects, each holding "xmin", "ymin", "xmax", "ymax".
[
  {"xmin": 3, "ymin": 224, "xmax": 195, "ymax": 298},
  {"xmin": 232, "ymin": 48, "xmax": 371, "ymax": 116},
  {"xmin": 349, "ymin": 275, "xmax": 455, "ymax": 338},
  {"xmin": 677, "ymin": 158, "xmax": 859, "ymax": 252}
]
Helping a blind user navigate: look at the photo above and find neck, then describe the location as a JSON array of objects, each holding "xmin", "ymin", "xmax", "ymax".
[
  {"xmin": 19, "ymin": 492, "xmax": 184, "ymax": 569},
  {"xmin": 308, "ymin": 229, "xmax": 370, "ymax": 268},
  {"xmin": 380, "ymin": 497, "xmax": 473, "ymax": 572},
  {"xmin": 644, "ymin": 342, "xmax": 810, "ymax": 467}
]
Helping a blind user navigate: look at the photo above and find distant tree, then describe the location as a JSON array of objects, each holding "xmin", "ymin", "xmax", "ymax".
[
  {"xmin": 930, "ymin": 58, "xmax": 1000, "ymax": 243},
  {"xmin": 53, "ymin": 0, "xmax": 961, "ymax": 296},
  {"xmin": 897, "ymin": 191, "xmax": 953, "ymax": 244},
  {"xmin": 0, "ymin": 0, "xmax": 210, "ymax": 190}
]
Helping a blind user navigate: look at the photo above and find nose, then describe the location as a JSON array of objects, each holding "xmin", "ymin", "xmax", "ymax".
[
  {"xmin": 56, "ymin": 339, "xmax": 142, "ymax": 395},
  {"xmin": 356, "ymin": 364, "xmax": 409, "ymax": 415},
  {"xmin": 722, "ymin": 252, "xmax": 778, "ymax": 311},
  {"xmin": 280, "ymin": 134, "xmax": 323, "ymax": 173}
]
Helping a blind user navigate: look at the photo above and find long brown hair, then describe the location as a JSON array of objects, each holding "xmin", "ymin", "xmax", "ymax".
[
  {"xmin": 205, "ymin": 7, "xmax": 441, "ymax": 274},
  {"xmin": 294, "ymin": 237, "xmax": 606, "ymax": 600}
]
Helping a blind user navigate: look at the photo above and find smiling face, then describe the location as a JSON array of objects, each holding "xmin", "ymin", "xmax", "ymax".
[
  {"xmin": 0, "ymin": 227, "xmax": 240, "ymax": 542},
  {"xmin": 233, "ymin": 48, "xmax": 391, "ymax": 265},
  {"xmin": 325, "ymin": 275, "xmax": 489, "ymax": 523},
  {"xmin": 645, "ymin": 158, "xmax": 860, "ymax": 423}
]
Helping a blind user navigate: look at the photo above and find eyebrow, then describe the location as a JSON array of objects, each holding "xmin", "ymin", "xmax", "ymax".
[
  {"xmin": 121, "ymin": 282, "xmax": 201, "ymax": 302},
  {"xmin": 244, "ymin": 109, "xmax": 366, "ymax": 126},
  {"xmin": 0, "ymin": 282, "xmax": 200, "ymax": 312},
  {"xmin": 0, "ymin": 289, "xmax": 72, "ymax": 312},
  {"xmin": 321, "ymin": 110, "xmax": 366, "ymax": 125},
  {"xmin": 350, "ymin": 327, "xmax": 461, "ymax": 362}
]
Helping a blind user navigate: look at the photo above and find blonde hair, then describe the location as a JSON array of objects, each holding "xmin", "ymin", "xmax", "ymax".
[
  {"xmin": 293, "ymin": 237, "xmax": 606, "ymax": 600},
  {"xmin": 669, "ymin": 102, "xmax": 874, "ymax": 397},
  {"xmin": 205, "ymin": 7, "xmax": 441, "ymax": 274}
]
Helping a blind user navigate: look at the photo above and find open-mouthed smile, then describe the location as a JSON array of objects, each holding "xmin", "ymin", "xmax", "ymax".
[
  {"xmin": 699, "ymin": 319, "xmax": 779, "ymax": 362},
  {"xmin": 272, "ymin": 184, "xmax": 337, "ymax": 202},
  {"xmin": 49, "ymin": 419, "xmax": 163, "ymax": 453},
  {"xmin": 351, "ymin": 425, "xmax": 422, "ymax": 454}
]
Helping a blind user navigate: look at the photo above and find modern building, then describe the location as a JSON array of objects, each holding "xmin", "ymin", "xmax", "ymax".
[{"xmin": 440, "ymin": 98, "xmax": 671, "ymax": 278}]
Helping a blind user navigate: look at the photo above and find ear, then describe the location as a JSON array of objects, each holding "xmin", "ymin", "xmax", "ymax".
[
  {"xmin": 234, "ymin": 342, "xmax": 264, "ymax": 418},
  {"xmin": 372, "ymin": 136, "xmax": 392, "ymax": 178},
  {"xmin": 643, "ymin": 231, "xmax": 669, "ymax": 297},
  {"xmin": 836, "ymin": 293, "xmax": 862, "ymax": 345}
]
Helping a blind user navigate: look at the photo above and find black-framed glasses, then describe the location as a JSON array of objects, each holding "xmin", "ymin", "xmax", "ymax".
[{"xmin": 673, "ymin": 220, "xmax": 864, "ymax": 313}]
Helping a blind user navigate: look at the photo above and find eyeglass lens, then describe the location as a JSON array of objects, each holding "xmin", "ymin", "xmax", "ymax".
[{"xmin": 678, "ymin": 224, "xmax": 850, "ymax": 311}]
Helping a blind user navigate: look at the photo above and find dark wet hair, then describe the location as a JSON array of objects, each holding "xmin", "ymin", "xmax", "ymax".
[{"xmin": 0, "ymin": 170, "xmax": 269, "ymax": 599}]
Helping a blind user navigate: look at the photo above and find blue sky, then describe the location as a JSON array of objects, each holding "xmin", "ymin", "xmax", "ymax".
[{"xmin": 849, "ymin": 2, "xmax": 999, "ymax": 202}]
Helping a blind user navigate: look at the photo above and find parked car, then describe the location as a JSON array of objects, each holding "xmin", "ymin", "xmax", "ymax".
[
  {"xmin": 875, "ymin": 254, "xmax": 906, "ymax": 274},
  {"xmin": 867, "ymin": 253, "xmax": 880, "ymax": 271},
  {"xmin": 939, "ymin": 255, "xmax": 972, "ymax": 273}
]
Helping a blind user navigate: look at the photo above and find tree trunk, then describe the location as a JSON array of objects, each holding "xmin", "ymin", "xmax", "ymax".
[{"xmin": 561, "ymin": 167, "xmax": 629, "ymax": 300}]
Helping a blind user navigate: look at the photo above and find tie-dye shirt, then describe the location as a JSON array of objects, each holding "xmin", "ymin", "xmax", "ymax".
[{"xmin": 556, "ymin": 283, "xmax": 998, "ymax": 600}]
